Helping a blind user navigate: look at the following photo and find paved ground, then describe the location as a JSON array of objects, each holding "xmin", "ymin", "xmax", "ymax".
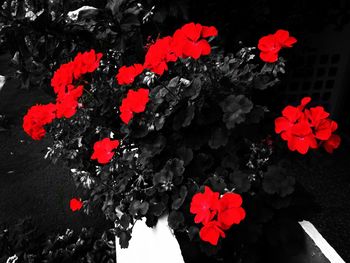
[
  {"xmin": 0, "ymin": 52, "xmax": 348, "ymax": 262},
  {"xmin": 0, "ymin": 53, "xmax": 109, "ymax": 235}
]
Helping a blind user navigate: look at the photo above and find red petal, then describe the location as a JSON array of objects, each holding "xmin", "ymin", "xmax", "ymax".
[
  {"xmin": 284, "ymin": 37, "xmax": 297, "ymax": 47},
  {"xmin": 201, "ymin": 26, "xmax": 218, "ymax": 38},
  {"xmin": 282, "ymin": 106, "xmax": 302, "ymax": 122},
  {"xmin": 259, "ymin": 51, "xmax": 279, "ymax": 63},
  {"xmin": 275, "ymin": 117, "xmax": 292, "ymax": 134},
  {"xmin": 323, "ymin": 134, "xmax": 341, "ymax": 153},
  {"xmin": 198, "ymin": 39, "xmax": 211, "ymax": 56}
]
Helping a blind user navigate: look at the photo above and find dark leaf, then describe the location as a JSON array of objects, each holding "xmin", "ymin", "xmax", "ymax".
[
  {"xmin": 171, "ymin": 186, "xmax": 188, "ymax": 210},
  {"xmin": 167, "ymin": 211, "xmax": 184, "ymax": 230},
  {"xmin": 220, "ymin": 95, "xmax": 253, "ymax": 129},
  {"xmin": 176, "ymin": 146, "xmax": 193, "ymax": 166},
  {"xmin": 229, "ymin": 170, "xmax": 251, "ymax": 193},
  {"xmin": 262, "ymin": 165, "xmax": 295, "ymax": 197},
  {"xmin": 118, "ymin": 231, "xmax": 131, "ymax": 248},
  {"xmin": 208, "ymin": 127, "xmax": 229, "ymax": 149}
]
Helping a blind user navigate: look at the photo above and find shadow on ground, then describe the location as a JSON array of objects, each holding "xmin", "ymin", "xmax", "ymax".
[{"xmin": 0, "ymin": 53, "xmax": 109, "ymax": 236}]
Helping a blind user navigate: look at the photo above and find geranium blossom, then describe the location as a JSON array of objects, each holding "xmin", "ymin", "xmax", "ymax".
[
  {"xmin": 72, "ymin": 49, "xmax": 103, "ymax": 79},
  {"xmin": 190, "ymin": 186, "xmax": 219, "ymax": 224},
  {"xmin": 119, "ymin": 88, "xmax": 150, "ymax": 124},
  {"xmin": 56, "ymin": 85, "xmax": 84, "ymax": 118},
  {"xmin": 275, "ymin": 97, "xmax": 340, "ymax": 154},
  {"xmin": 116, "ymin": 64, "xmax": 144, "ymax": 85},
  {"xmin": 199, "ymin": 221, "xmax": 226, "ymax": 246},
  {"xmin": 51, "ymin": 62, "xmax": 75, "ymax": 96},
  {"xmin": 323, "ymin": 134, "xmax": 341, "ymax": 153},
  {"xmin": 144, "ymin": 36, "xmax": 180, "ymax": 75},
  {"xmin": 258, "ymin": 29, "xmax": 297, "ymax": 63},
  {"xmin": 51, "ymin": 49, "xmax": 102, "ymax": 96},
  {"xmin": 91, "ymin": 138, "xmax": 120, "ymax": 164},
  {"xmin": 23, "ymin": 103, "xmax": 56, "ymax": 140},
  {"xmin": 143, "ymin": 23, "xmax": 217, "ymax": 75},
  {"xmin": 173, "ymin": 23, "xmax": 212, "ymax": 59},
  {"xmin": 190, "ymin": 186, "xmax": 245, "ymax": 245},
  {"xmin": 70, "ymin": 198, "xmax": 83, "ymax": 211},
  {"xmin": 217, "ymin": 193, "xmax": 246, "ymax": 229}
]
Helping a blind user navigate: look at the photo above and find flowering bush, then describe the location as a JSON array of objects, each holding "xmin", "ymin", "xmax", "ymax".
[{"xmin": 22, "ymin": 21, "xmax": 340, "ymax": 261}]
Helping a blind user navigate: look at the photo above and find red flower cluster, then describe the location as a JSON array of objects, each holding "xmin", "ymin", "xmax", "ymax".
[
  {"xmin": 190, "ymin": 186, "xmax": 245, "ymax": 245},
  {"xmin": 144, "ymin": 23, "xmax": 218, "ymax": 75},
  {"xmin": 116, "ymin": 64, "xmax": 144, "ymax": 85},
  {"xmin": 91, "ymin": 138, "xmax": 120, "ymax": 164},
  {"xmin": 115, "ymin": 23, "xmax": 217, "ymax": 126},
  {"xmin": 258, "ymin": 29, "xmax": 297, "ymax": 63},
  {"xmin": 23, "ymin": 50, "xmax": 102, "ymax": 140},
  {"xmin": 51, "ymin": 50, "xmax": 102, "ymax": 96},
  {"xmin": 275, "ymin": 97, "xmax": 341, "ymax": 154},
  {"xmin": 70, "ymin": 198, "xmax": 83, "ymax": 212},
  {"xmin": 22, "ymin": 103, "xmax": 56, "ymax": 140},
  {"xmin": 56, "ymin": 85, "xmax": 84, "ymax": 118},
  {"xmin": 120, "ymin": 88, "xmax": 150, "ymax": 124},
  {"xmin": 115, "ymin": 22, "xmax": 218, "ymax": 82}
]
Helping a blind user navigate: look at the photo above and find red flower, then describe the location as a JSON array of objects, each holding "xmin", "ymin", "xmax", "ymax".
[
  {"xmin": 323, "ymin": 134, "xmax": 341, "ymax": 153},
  {"xmin": 201, "ymin": 26, "xmax": 218, "ymax": 38},
  {"xmin": 190, "ymin": 186, "xmax": 219, "ymax": 224},
  {"xmin": 119, "ymin": 88, "xmax": 149, "ymax": 124},
  {"xmin": 116, "ymin": 64, "xmax": 144, "ymax": 85},
  {"xmin": 190, "ymin": 187, "xmax": 246, "ymax": 245},
  {"xmin": 305, "ymin": 106, "xmax": 330, "ymax": 127},
  {"xmin": 23, "ymin": 103, "xmax": 56, "ymax": 140},
  {"xmin": 144, "ymin": 37, "xmax": 180, "ymax": 75},
  {"xmin": 173, "ymin": 23, "xmax": 211, "ymax": 59},
  {"xmin": 51, "ymin": 62, "xmax": 75, "ymax": 96},
  {"xmin": 258, "ymin": 29, "xmax": 296, "ymax": 63},
  {"xmin": 56, "ymin": 85, "xmax": 84, "ymax": 118},
  {"xmin": 73, "ymin": 49, "xmax": 103, "ymax": 79},
  {"xmin": 91, "ymin": 138, "xmax": 120, "ymax": 164},
  {"xmin": 275, "ymin": 97, "xmax": 340, "ymax": 154},
  {"xmin": 274, "ymin": 106, "xmax": 303, "ymax": 135},
  {"xmin": 70, "ymin": 198, "xmax": 83, "ymax": 211},
  {"xmin": 274, "ymin": 29, "xmax": 297, "ymax": 48},
  {"xmin": 285, "ymin": 120, "xmax": 318, "ymax": 154},
  {"xmin": 51, "ymin": 50, "xmax": 102, "ymax": 96},
  {"xmin": 199, "ymin": 221, "xmax": 226, "ymax": 246},
  {"xmin": 217, "ymin": 193, "xmax": 246, "ymax": 229}
]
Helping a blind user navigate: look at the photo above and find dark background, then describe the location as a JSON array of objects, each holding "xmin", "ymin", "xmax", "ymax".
[{"xmin": 1, "ymin": 0, "xmax": 350, "ymax": 261}]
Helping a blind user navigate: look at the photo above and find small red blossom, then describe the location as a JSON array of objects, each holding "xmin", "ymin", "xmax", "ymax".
[
  {"xmin": 51, "ymin": 62, "xmax": 75, "ymax": 96},
  {"xmin": 190, "ymin": 186, "xmax": 219, "ymax": 224},
  {"xmin": 190, "ymin": 187, "xmax": 245, "ymax": 245},
  {"xmin": 91, "ymin": 138, "xmax": 120, "ymax": 164},
  {"xmin": 323, "ymin": 134, "xmax": 341, "ymax": 153},
  {"xmin": 275, "ymin": 97, "xmax": 341, "ymax": 154},
  {"xmin": 285, "ymin": 120, "xmax": 318, "ymax": 154},
  {"xmin": 119, "ymin": 88, "xmax": 150, "ymax": 124},
  {"xmin": 116, "ymin": 64, "xmax": 144, "ymax": 85},
  {"xmin": 173, "ymin": 23, "xmax": 211, "ymax": 59},
  {"xmin": 201, "ymin": 26, "xmax": 218, "ymax": 38},
  {"xmin": 56, "ymin": 85, "xmax": 84, "ymax": 118},
  {"xmin": 70, "ymin": 198, "xmax": 83, "ymax": 211},
  {"xmin": 258, "ymin": 29, "xmax": 296, "ymax": 63},
  {"xmin": 23, "ymin": 103, "xmax": 56, "ymax": 140},
  {"xmin": 51, "ymin": 50, "xmax": 102, "ymax": 96},
  {"xmin": 73, "ymin": 49, "xmax": 103, "ymax": 79},
  {"xmin": 217, "ymin": 193, "xmax": 246, "ymax": 229},
  {"xmin": 199, "ymin": 221, "xmax": 226, "ymax": 246},
  {"xmin": 144, "ymin": 37, "xmax": 180, "ymax": 75}
]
